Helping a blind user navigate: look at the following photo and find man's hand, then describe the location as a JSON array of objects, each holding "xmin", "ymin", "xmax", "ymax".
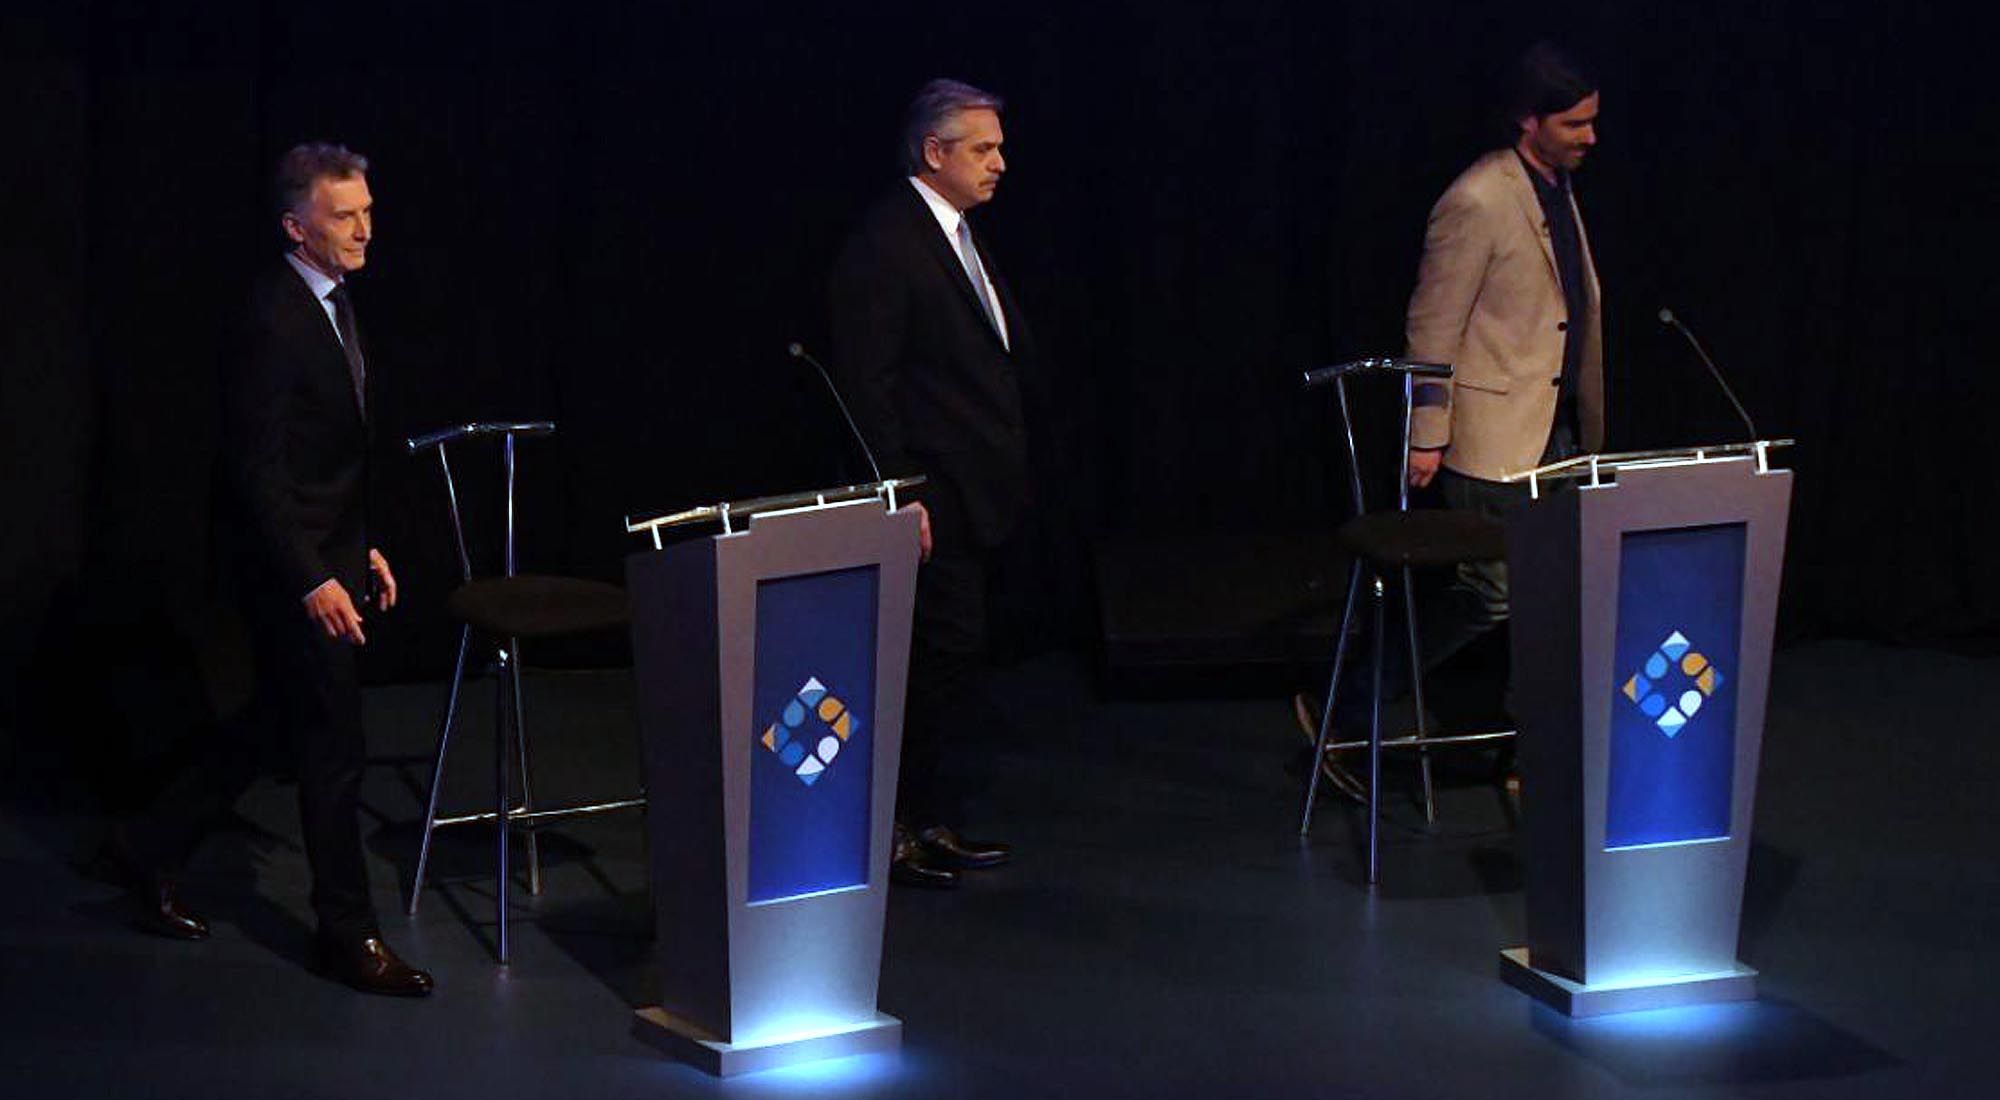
[
  {"xmin": 368, "ymin": 548, "xmax": 398, "ymax": 611},
  {"xmin": 1407, "ymin": 448, "xmax": 1444, "ymax": 488},
  {"xmin": 304, "ymin": 580, "xmax": 368, "ymax": 644},
  {"xmin": 904, "ymin": 502, "xmax": 933, "ymax": 563}
]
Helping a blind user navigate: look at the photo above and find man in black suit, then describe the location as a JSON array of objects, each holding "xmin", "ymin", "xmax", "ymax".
[
  {"xmin": 105, "ymin": 144, "xmax": 432, "ymax": 996},
  {"xmin": 829, "ymin": 80, "xmax": 1032, "ymax": 888}
]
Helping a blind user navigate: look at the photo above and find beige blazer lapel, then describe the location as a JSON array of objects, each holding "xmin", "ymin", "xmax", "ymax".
[
  {"xmin": 1570, "ymin": 189, "xmax": 1601, "ymax": 306},
  {"xmin": 1502, "ymin": 155, "xmax": 1563, "ymax": 293}
]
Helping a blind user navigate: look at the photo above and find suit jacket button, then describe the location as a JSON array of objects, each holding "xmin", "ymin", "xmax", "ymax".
[
  {"xmin": 1556, "ymin": 320, "xmax": 1569, "ymax": 331},
  {"xmin": 1550, "ymin": 377, "xmax": 1562, "ymax": 387}
]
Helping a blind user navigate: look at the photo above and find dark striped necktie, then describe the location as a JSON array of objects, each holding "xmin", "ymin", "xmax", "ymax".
[{"xmin": 326, "ymin": 283, "xmax": 367, "ymax": 417}]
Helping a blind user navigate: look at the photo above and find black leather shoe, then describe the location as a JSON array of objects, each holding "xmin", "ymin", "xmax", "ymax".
[
  {"xmin": 890, "ymin": 823, "xmax": 958, "ymax": 889},
  {"xmin": 82, "ymin": 841, "xmax": 210, "ymax": 941},
  {"xmin": 135, "ymin": 878, "xmax": 210, "ymax": 941},
  {"xmin": 315, "ymin": 934, "xmax": 435, "ymax": 997},
  {"xmin": 914, "ymin": 825, "xmax": 1012, "ymax": 870}
]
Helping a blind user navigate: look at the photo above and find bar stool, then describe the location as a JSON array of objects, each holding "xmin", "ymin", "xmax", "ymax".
[
  {"xmin": 1295, "ymin": 361, "xmax": 1515, "ymax": 884},
  {"xmin": 403, "ymin": 421, "xmax": 644, "ymax": 962}
]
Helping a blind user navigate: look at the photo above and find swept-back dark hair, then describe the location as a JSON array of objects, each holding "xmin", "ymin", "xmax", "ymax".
[
  {"xmin": 273, "ymin": 142, "xmax": 368, "ymax": 218},
  {"xmin": 1502, "ymin": 41, "xmax": 1596, "ymax": 124}
]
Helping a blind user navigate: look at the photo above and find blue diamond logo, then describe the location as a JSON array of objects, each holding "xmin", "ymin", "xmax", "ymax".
[
  {"xmin": 1620, "ymin": 630, "xmax": 1726, "ymax": 739},
  {"xmin": 759, "ymin": 677, "xmax": 861, "ymax": 785}
]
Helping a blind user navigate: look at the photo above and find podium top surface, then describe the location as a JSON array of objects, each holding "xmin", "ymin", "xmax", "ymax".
[
  {"xmin": 625, "ymin": 477, "xmax": 927, "ymax": 538},
  {"xmin": 1502, "ymin": 440, "xmax": 1793, "ymax": 494},
  {"xmin": 1301, "ymin": 357, "xmax": 1451, "ymax": 389}
]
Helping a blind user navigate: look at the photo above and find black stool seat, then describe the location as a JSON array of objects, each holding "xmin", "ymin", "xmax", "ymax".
[
  {"xmin": 1336, "ymin": 510, "xmax": 1505, "ymax": 568},
  {"xmin": 446, "ymin": 575, "xmax": 629, "ymax": 638}
]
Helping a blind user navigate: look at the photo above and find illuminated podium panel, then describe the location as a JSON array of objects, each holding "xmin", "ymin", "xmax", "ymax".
[
  {"xmin": 623, "ymin": 484, "xmax": 921, "ymax": 1074},
  {"xmin": 1500, "ymin": 444, "xmax": 1792, "ymax": 1017}
]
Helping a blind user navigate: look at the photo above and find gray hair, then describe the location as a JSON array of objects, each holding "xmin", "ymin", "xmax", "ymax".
[
  {"xmin": 273, "ymin": 142, "xmax": 369, "ymax": 217},
  {"xmin": 900, "ymin": 79, "xmax": 1004, "ymax": 175}
]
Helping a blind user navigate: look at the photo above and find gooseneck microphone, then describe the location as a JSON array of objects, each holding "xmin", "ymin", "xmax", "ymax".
[
  {"xmin": 1658, "ymin": 308, "xmax": 1760, "ymax": 441},
  {"xmin": 788, "ymin": 342, "xmax": 885, "ymax": 484}
]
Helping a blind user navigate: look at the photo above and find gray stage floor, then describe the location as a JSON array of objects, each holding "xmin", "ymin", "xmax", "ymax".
[{"xmin": 2, "ymin": 639, "xmax": 1995, "ymax": 1098}]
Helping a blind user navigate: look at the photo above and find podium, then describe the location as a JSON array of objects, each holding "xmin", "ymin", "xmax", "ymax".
[
  {"xmin": 1497, "ymin": 442, "xmax": 1793, "ymax": 1017},
  {"xmin": 621, "ymin": 479, "xmax": 923, "ymax": 1074}
]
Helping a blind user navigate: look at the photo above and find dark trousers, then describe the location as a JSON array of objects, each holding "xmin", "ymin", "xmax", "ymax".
[
  {"xmin": 1417, "ymin": 419, "xmax": 1580, "ymax": 674},
  {"xmin": 1335, "ymin": 421, "xmax": 1577, "ymax": 723},
  {"xmin": 126, "ymin": 590, "xmax": 377, "ymax": 939},
  {"xmin": 1408, "ymin": 469, "xmax": 1529, "ymax": 673},
  {"xmin": 898, "ymin": 551, "xmax": 991, "ymax": 829}
]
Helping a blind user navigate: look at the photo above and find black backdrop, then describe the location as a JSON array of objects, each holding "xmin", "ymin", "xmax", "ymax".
[{"xmin": 5, "ymin": 0, "xmax": 1996, "ymax": 743}]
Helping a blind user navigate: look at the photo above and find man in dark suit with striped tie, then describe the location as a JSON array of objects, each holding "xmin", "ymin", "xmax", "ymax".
[
  {"xmin": 104, "ymin": 143, "xmax": 432, "ymax": 995},
  {"xmin": 829, "ymin": 80, "xmax": 1035, "ymax": 888}
]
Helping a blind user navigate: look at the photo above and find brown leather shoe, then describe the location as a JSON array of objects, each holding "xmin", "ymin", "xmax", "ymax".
[
  {"xmin": 890, "ymin": 823, "xmax": 958, "ymax": 888},
  {"xmin": 914, "ymin": 825, "xmax": 1012, "ymax": 870},
  {"xmin": 81, "ymin": 841, "xmax": 210, "ymax": 941},
  {"xmin": 1293, "ymin": 693, "xmax": 1367, "ymax": 804},
  {"xmin": 135, "ymin": 878, "xmax": 210, "ymax": 941},
  {"xmin": 315, "ymin": 934, "xmax": 435, "ymax": 997},
  {"xmin": 1292, "ymin": 691, "xmax": 1323, "ymax": 742}
]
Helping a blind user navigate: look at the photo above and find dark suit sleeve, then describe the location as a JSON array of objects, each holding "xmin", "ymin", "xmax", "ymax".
[
  {"xmin": 228, "ymin": 293, "xmax": 329, "ymax": 598},
  {"xmin": 828, "ymin": 221, "xmax": 915, "ymax": 482}
]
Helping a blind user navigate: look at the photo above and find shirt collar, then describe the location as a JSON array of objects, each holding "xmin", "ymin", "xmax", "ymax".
[
  {"xmin": 908, "ymin": 176, "xmax": 965, "ymax": 240},
  {"xmin": 1514, "ymin": 148, "xmax": 1570, "ymax": 200},
  {"xmin": 284, "ymin": 249, "xmax": 343, "ymax": 301}
]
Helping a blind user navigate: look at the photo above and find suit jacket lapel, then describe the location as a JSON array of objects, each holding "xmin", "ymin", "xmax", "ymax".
[
  {"xmin": 901, "ymin": 188, "xmax": 1012, "ymax": 354},
  {"xmin": 1502, "ymin": 155, "xmax": 1563, "ymax": 292},
  {"xmin": 279, "ymin": 262, "xmax": 368, "ymax": 422},
  {"xmin": 1569, "ymin": 189, "xmax": 1600, "ymax": 308}
]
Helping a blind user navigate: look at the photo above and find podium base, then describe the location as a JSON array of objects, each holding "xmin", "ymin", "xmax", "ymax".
[
  {"xmin": 632, "ymin": 1006, "xmax": 902, "ymax": 1077},
  {"xmin": 1499, "ymin": 947, "xmax": 1757, "ymax": 1018}
]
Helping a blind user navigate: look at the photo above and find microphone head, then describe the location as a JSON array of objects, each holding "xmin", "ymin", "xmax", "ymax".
[
  {"xmin": 1657, "ymin": 308, "xmax": 1676, "ymax": 326},
  {"xmin": 786, "ymin": 342, "xmax": 805, "ymax": 358}
]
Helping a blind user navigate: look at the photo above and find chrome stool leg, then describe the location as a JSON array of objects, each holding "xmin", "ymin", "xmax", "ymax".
[
  {"xmin": 1301, "ymin": 560, "xmax": 1365, "ymax": 835},
  {"xmin": 1367, "ymin": 573, "xmax": 1387, "ymax": 886},
  {"xmin": 508, "ymin": 636, "xmax": 541, "ymax": 897},
  {"xmin": 494, "ymin": 644, "xmax": 513, "ymax": 965},
  {"xmin": 1402, "ymin": 567, "xmax": 1439, "ymax": 824},
  {"xmin": 409, "ymin": 624, "xmax": 472, "ymax": 916}
]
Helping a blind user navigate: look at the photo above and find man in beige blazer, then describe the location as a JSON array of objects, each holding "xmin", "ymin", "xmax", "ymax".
[{"xmin": 1404, "ymin": 42, "xmax": 1604, "ymax": 672}]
